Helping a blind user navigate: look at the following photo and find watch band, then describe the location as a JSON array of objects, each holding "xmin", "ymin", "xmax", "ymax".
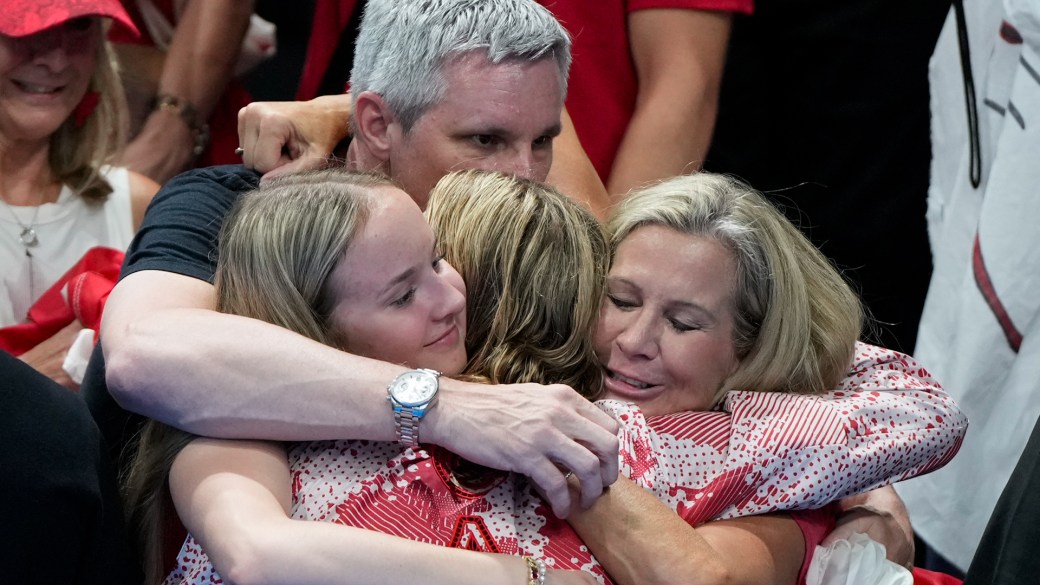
[
  {"xmin": 393, "ymin": 407, "xmax": 422, "ymax": 447},
  {"xmin": 389, "ymin": 368, "xmax": 440, "ymax": 447}
]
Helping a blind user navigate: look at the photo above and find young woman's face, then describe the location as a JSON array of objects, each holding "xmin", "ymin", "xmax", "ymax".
[
  {"xmin": 594, "ymin": 225, "xmax": 741, "ymax": 415},
  {"xmin": 327, "ymin": 187, "xmax": 468, "ymax": 375},
  {"xmin": 0, "ymin": 18, "xmax": 99, "ymax": 144}
]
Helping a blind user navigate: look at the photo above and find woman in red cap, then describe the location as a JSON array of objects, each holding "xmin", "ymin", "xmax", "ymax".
[{"xmin": 0, "ymin": 0, "xmax": 160, "ymax": 388}]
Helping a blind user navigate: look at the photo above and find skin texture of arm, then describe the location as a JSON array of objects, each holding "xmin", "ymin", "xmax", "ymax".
[
  {"xmin": 567, "ymin": 477, "xmax": 804, "ymax": 585},
  {"xmin": 122, "ymin": 0, "xmax": 255, "ymax": 182},
  {"xmin": 544, "ymin": 109, "xmax": 611, "ymax": 219},
  {"xmin": 169, "ymin": 438, "xmax": 598, "ymax": 585},
  {"xmin": 102, "ymin": 270, "xmax": 618, "ymax": 516},
  {"xmin": 606, "ymin": 9, "xmax": 731, "ymax": 199}
]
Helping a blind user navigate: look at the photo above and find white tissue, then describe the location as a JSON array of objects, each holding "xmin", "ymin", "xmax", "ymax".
[
  {"xmin": 806, "ymin": 533, "xmax": 913, "ymax": 585},
  {"xmin": 62, "ymin": 328, "xmax": 96, "ymax": 385}
]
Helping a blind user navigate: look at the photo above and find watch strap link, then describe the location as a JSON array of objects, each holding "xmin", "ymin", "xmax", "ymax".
[{"xmin": 393, "ymin": 405, "xmax": 422, "ymax": 447}]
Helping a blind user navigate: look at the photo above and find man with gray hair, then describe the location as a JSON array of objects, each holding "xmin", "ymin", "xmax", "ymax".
[
  {"xmin": 345, "ymin": 0, "xmax": 572, "ymax": 207},
  {"xmin": 84, "ymin": 0, "xmax": 617, "ymax": 521}
]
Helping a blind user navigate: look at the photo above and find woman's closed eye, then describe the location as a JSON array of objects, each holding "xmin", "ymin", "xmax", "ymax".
[
  {"xmin": 607, "ymin": 293, "xmax": 638, "ymax": 310},
  {"xmin": 391, "ymin": 287, "xmax": 416, "ymax": 307},
  {"xmin": 667, "ymin": 317, "xmax": 700, "ymax": 333}
]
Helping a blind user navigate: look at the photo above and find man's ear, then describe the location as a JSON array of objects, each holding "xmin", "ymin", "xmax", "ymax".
[{"xmin": 353, "ymin": 91, "xmax": 395, "ymax": 162}]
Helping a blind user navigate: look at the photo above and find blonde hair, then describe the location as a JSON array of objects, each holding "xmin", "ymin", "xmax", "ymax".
[
  {"xmin": 125, "ymin": 170, "xmax": 387, "ymax": 584},
  {"xmin": 426, "ymin": 171, "xmax": 607, "ymax": 398},
  {"xmin": 50, "ymin": 22, "xmax": 129, "ymax": 203},
  {"xmin": 608, "ymin": 173, "xmax": 863, "ymax": 404}
]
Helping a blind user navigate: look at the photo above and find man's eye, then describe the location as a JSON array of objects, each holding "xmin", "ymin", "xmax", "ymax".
[
  {"xmin": 471, "ymin": 135, "xmax": 496, "ymax": 147},
  {"xmin": 533, "ymin": 135, "xmax": 553, "ymax": 149}
]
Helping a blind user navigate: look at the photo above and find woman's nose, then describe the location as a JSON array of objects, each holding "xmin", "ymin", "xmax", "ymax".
[{"xmin": 614, "ymin": 310, "xmax": 659, "ymax": 360}]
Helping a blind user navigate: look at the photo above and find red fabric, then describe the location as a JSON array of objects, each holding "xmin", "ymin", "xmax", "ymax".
[
  {"xmin": 295, "ymin": 0, "xmax": 363, "ymax": 100},
  {"xmin": 546, "ymin": 0, "xmax": 752, "ymax": 179},
  {"xmin": 0, "ymin": 0, "xmax": 137, "ymax": 38},
  {"xmin": 913, "ymin": 568, "xmax": 964, "ymax": 585},
  {"xmin": 0, "ymin": 247, "xmax": 124, "ymax": 356},
  {"xmin": 791, "ymin": 506, "xmax": 838, "ymax": 585}
]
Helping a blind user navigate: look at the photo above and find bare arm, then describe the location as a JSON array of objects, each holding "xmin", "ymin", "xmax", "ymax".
[
  {"xmin": 607, "ymin": 9, "xmax": 731, "ymax": 198},
  {"xmin": 123, "ymin": 0, "xmax": 255, "ymax": 182},
  {"xmin": 545, "ymin": 109, "xmax": 611, "ymax": 220},
  {"xmin": 102, "ymin": 269, "xmax": 617, "ymax": 516},
  {"xmin": 170, "ymin": 438, "xmax": 598, "ymax": 585},
  {"xmin": 567, "ymin": 477, "xmax": 804, "ymax": 585}
]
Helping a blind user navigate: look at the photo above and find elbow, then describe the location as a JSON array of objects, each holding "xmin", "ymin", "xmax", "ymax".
[
  {"xmin": 217, "ymin": 532, "xmax": 285, "ymax": 585},
  {"xmin": 104, "ymin": 318, "xmax": 169, "ymax": 416}
]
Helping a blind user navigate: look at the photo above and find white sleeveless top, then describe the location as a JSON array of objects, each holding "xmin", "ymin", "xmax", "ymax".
[{"xmin": 0, "ymin": 166, "xmax": 134, "ymax": 327}]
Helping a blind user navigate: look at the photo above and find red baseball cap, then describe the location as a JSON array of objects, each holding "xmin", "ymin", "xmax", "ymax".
[{"xmin": 0, "ymin": 0, "xmax": 138, "ymax": 39}]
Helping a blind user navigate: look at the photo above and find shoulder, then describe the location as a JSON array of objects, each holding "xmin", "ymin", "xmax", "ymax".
[
  {"xmin": 155, "ymin": 164, "xmax": 262, "ymax": 205},
  {"xmin": 143, "ymin": 165, "xmax": 261, "ymax": 228}
]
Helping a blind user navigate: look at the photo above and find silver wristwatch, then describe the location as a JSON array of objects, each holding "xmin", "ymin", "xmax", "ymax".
[{"xmin": 387, "ymin": 368, "xmax": 441, "ymax": 447}]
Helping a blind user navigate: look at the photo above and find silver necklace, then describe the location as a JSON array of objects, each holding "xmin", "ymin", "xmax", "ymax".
[{"xmin": 1, "ymin": 195, "xmax": 43, "ymax": 301}]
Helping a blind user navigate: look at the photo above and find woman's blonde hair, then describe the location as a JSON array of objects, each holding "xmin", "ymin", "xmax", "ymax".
[
  {"xmin": 607, "ymin": 172, "xmax": 863, "ymax": 404},
  {"xmin": 50, "ymin": 22, "xmax": 129, "ymax": 203},
  {"xmin": 125, "ymin": 169, "xmax": 387, "ymax": 583},
  {"xmin": 426, "ymin": 170, "xmax": 607, "ymax": 398}
]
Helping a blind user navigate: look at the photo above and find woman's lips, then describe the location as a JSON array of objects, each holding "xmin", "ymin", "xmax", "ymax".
[
  {"xmin": 426, "ymin": 324, "xmax": 460, "ymax": 347},
  {"xmin": 601, "ymin": 368, "xmax": 662, "ymax": 401}
]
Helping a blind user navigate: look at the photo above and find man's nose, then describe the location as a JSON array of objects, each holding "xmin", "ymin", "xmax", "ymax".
[{"xmin": 499, "ymin": 147, "xmax": 538, "ymax": 179}]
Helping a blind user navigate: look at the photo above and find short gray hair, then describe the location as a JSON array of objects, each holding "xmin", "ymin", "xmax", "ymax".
[{"xmin": 351, "ymin": 0, "xmax": 571, "ymax": 131}]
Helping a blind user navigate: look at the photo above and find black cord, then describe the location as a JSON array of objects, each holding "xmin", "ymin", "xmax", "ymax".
[{"xmin": 953, "ymin": 0, "xmax": 982, "ymax": 189}]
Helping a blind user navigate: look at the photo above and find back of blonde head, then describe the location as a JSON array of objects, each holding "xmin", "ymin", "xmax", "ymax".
[
  {"xmin": 607, "ymin": 173, "xmax": 863, "ymax": 403},
  {"xmin": 426, "ymin": 170, "xmax": 607, "ymax": 399}
]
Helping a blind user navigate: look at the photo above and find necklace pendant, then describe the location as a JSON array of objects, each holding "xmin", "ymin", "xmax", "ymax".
[{"xmin": 19, "ymin": 227, "xmax": 38, "ymax": 247}]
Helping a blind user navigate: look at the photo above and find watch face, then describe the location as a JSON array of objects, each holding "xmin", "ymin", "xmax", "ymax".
[{"xmin": 391, "ymin": 371, "xmax": 438, "ymax": 406}]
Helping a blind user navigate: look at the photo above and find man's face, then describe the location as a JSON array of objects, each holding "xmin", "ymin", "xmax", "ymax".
[{"xmin": 387, "ymin": 52, "xmax": 564, "ymax": 208}]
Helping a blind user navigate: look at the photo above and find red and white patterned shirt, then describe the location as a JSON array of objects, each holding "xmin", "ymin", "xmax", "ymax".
[{"xmin": 163, "ymin": 343, "xmax": 966, "ymax": 584}]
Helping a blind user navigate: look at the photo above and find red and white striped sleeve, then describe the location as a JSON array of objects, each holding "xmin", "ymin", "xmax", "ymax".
[{"xmin": 597, "ymin": 342, "xmax": 968, "ymax": 525}]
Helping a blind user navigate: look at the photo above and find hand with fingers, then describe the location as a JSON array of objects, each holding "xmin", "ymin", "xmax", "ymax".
[
  {"xmin": 424, "ymin": 378, "xmax": 620, "ymax": 519},
  {"xmin": 236, "ymin": 94, "xmax": 353, "ymax": 179},
  {"xmin": 18, "ymin": 320, "xmax": 85, "ymax": 391}
]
